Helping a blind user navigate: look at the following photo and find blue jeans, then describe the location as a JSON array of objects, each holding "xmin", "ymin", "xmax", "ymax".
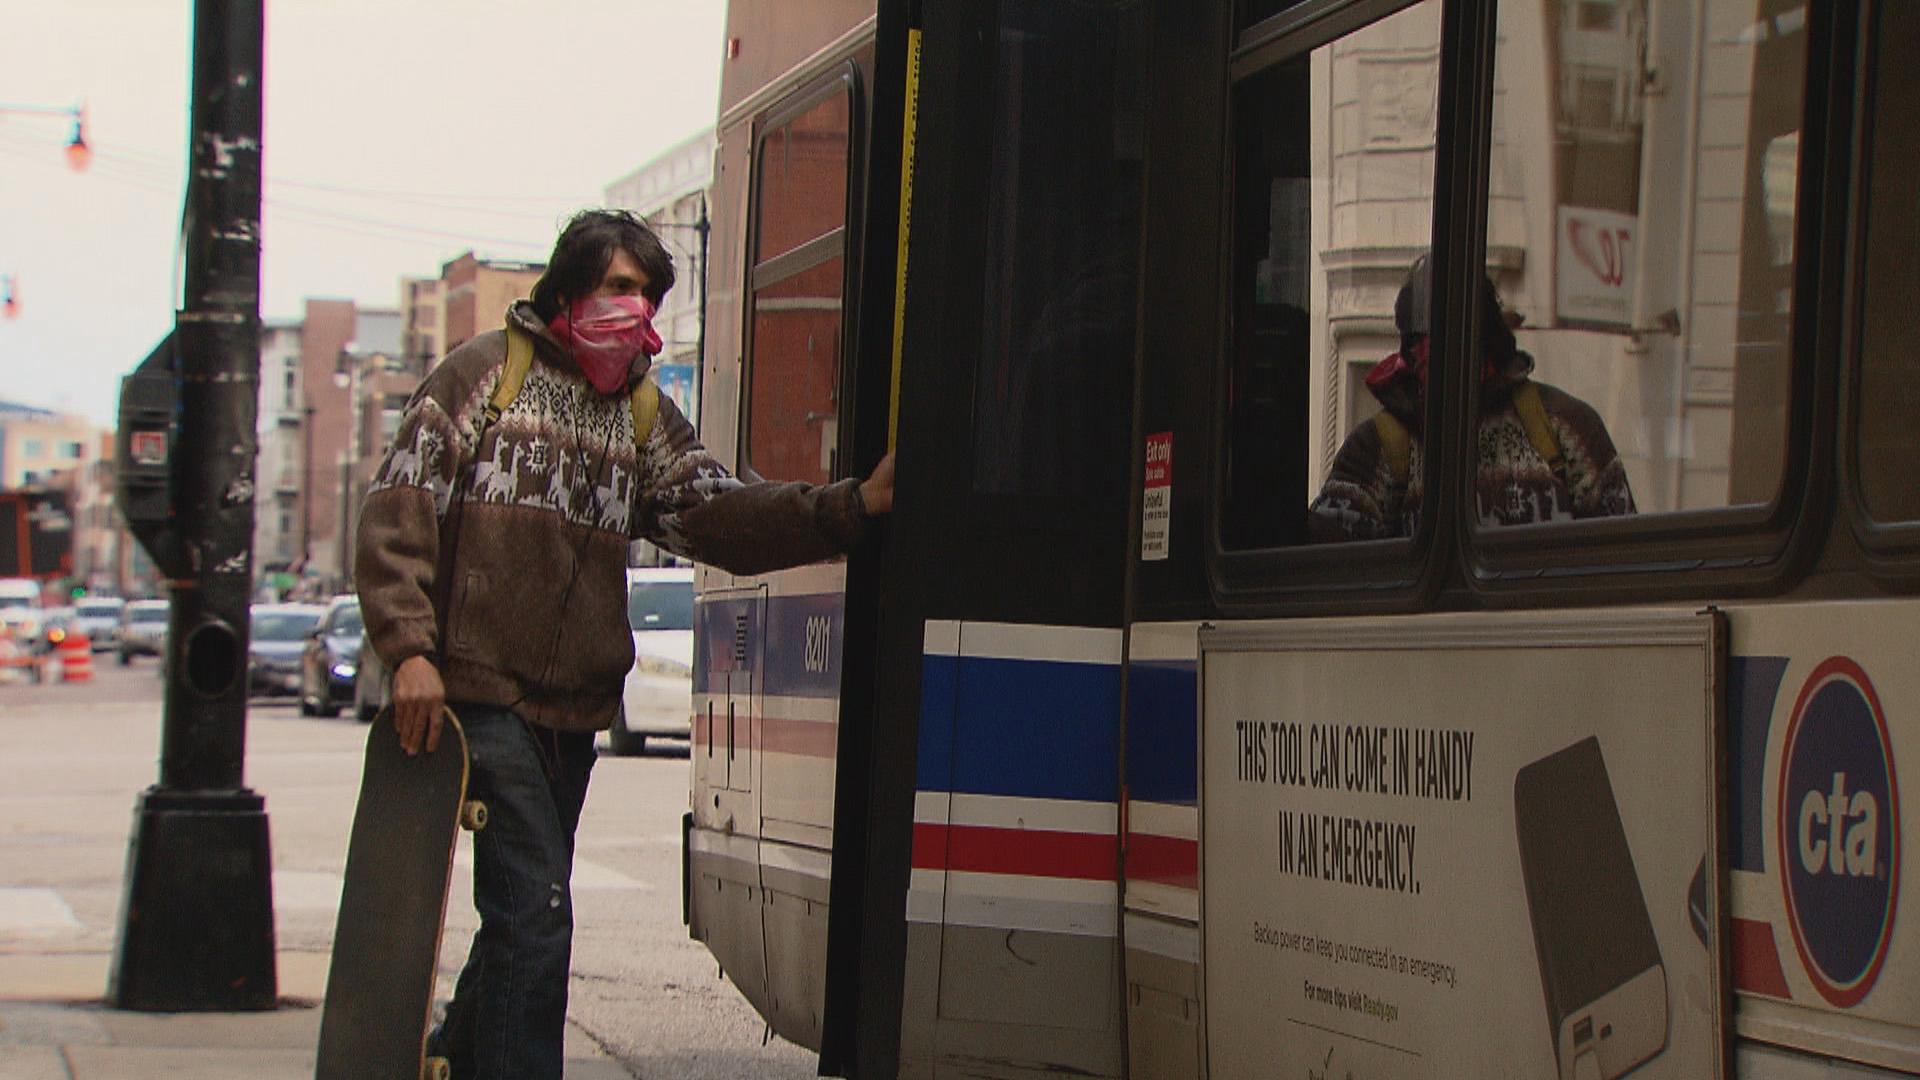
[{"xmin": 429, "ymin": 702, "xmax": 597, "ymax": 1080}]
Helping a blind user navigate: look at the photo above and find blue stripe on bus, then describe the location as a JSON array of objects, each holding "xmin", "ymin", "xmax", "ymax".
[
  {"xmin": 917, "ymin": 652, "xmax": 960, "ymax": 794},
  {"xmin": 1126, "ymin": 660, "xmax": 1198, "ymax": 807},
  {"xmin": 693, "ymin": 593, "xmax": 846, "ymax": 699},
  {"xmin": 1728, "ymin": 655, "xmax": 1787, "ymax": 874},
  {"xmin": 918, "ymin": 653, "xmax": 1121, "ymax": 803},
  {"xmin": 917, "ymin": 648, "xmax": 1785, "ymax": 861}
]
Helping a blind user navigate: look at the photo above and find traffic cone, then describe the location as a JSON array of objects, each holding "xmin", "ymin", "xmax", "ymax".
[{"xmin": 58, "ymin": 633, "xmax": 93, "ymax": 684}]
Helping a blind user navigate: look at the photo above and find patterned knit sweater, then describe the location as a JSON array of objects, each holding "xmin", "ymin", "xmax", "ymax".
[
  {"xmin": 355, "ymin": 301, "xmax": 871, "ymax": 732},
  {"xmin": 1307, "ymin": 350, "xmax": 1634, "ymax": 542}
]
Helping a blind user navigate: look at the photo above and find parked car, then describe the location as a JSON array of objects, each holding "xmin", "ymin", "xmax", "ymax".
[
  {"xmin": 247, "ymin": 603, "xmax": 324, "ymax": 698},
  {"xmin": 73, "ymin": 597, "xmax": 125, "ymax": 651},
  {"xmin": 300, "ymin": 597, "xmax": 363, "ymax": 717},
  {"xmin": 353, "ymin": 631, "xmax": 388, "ymax": 722},
  {"xmin": 116, "ymin": 600, "xmax": 171, "ymax": 665},
  {"xmin": 608, "ymin": 566, "xmax": 695, "ymax": 756}
]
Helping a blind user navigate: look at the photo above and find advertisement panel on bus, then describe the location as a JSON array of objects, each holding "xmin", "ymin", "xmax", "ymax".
[{"xmin": 1200, "ymin": 611, "xmax": 1726, "ymax": 1080}]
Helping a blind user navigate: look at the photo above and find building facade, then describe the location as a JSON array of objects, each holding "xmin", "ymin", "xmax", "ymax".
[
  {"xmin": 337, "ymin": 345, "xmax": 418, "ymax": 591},
  {"xmin": 0, "ymin": 400, "xmax": 113, "ymax": 590},
  {"xmin": 400, "ymin": 276, "xmax": 445, "ymax": 373},
  {"xmin": 0, "ymin": 400, "xmax": 94, "ymax": 490},
  {"xmin": 71, "ymin": 432, "xmax": 152, "ymax": 597},
  {"xmin": 296, "ymin": 302, "xmax": 403, "ymax": 589},
  {"xmin": 255, "ymin": 319, "xmax": 305, "ymax": 580},
  {"xmin": 439, "ymin": 253, "xmax": 543, "ymax": 358}
]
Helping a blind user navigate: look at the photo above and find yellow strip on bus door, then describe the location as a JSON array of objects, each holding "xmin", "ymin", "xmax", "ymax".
[{"xmin": 888, "ymin": 27, "xmax": 922, "ymax": 452}]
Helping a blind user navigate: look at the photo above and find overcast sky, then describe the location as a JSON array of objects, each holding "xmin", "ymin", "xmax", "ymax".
[{"xmin": 0, "ymin": 0, "xmax": 726, "ymax": 426}]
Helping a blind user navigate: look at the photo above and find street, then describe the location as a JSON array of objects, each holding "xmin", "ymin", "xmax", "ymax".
[{"xmin": 0, "ymin": 660, "xmax": 816, "ymax": 1079}]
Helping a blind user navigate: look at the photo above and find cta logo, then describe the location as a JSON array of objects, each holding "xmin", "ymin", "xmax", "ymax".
[{"xmin": 1777, "ymin": 657, "xmax": 1900, "ymax": 1008}]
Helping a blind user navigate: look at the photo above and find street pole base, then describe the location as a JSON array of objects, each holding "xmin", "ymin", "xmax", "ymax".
[{"xmin": 108, "ymin": 787, "xmax": 277, "ymax": 1011}]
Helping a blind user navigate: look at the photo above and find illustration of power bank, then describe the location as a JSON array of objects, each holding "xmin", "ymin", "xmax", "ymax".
[{"xmin": 1514, "ymin": 737, "xmax": 1669, "ymax": 1080}]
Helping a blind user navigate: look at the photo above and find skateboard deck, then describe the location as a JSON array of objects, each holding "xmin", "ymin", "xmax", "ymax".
[{"xmin": 316, "ymin": 707, "xmax": 485, "ymax": 1080}]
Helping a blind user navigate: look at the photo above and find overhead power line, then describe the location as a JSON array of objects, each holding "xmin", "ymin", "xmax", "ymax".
[
  {"xmin": 6, "ymin": 130, "xmax": 600, "ymax": 206},
  {"xmin": 0, "ymin": 133, "xmax": 555, "ymax": 255}
]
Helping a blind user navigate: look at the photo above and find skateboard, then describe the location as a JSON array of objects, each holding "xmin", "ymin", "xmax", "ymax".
[{"xmin": 316, "ymin": 707, "xmax": 487, "ymax": 1080}]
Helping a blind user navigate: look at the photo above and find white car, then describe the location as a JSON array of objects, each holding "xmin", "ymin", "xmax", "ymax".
[
  {"xmin": 116, "ymin": 600, "xmax": 171, "ymax": 664},
  {"xmin": 609, "ymin": 566, "xmax": 695, "ymax": 756},
  {"xmin": 73, "ymin": 597, "xmax": 126, "ymax": 651}
]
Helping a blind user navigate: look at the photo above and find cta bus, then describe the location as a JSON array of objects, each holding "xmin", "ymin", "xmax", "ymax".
[{"xmin": 686, "ymin": 1, "xmax": 1916, "ymax": 1077}]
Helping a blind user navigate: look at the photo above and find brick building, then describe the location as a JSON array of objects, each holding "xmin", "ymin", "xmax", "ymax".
[
  {"xmin": 438, "ymin": 253, "xmax": 543, "ymax": 358},
  {"xmin": 297, "ymin": 302, "xmax": 401, "ymax": 587}
]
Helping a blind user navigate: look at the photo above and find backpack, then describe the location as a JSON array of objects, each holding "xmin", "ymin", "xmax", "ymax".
[{"xmin": 486, "ymin": 324, "xmax": 660, "ymax": 444}]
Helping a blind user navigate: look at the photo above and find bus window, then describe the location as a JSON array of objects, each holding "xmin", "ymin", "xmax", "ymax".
[
  {"xmin": 749, "ymin": 255, "xmax": 845, "ymax": 485},
  {"xmin": 970, "ymin": 0, "xmax": 1143, "ymax": 501},
  {"xmin": 1474, "ymin": 0, "xmax": 1809, "ymax": 531},
  {"xmin": 1855, "ymin": 2, "xmax": 1920, "ymax": 524},
  {"xmin": 1222, "ymin": 0, "xmax": 1442, "ymax": 550},
  {"xmin": 757, "ymin": 91, "xmax": 850, "ymax": 261},
  {"xmin": 745, "ymin": 85, "xmax": 853, "ymax": 485},
  {"xmin": 1237, "ymin": 1, "xmax": 1313, "ymax": 35}
]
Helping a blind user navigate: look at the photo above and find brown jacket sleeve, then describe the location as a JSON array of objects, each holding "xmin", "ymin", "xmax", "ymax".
[
  {"xmin": 632, "ymin": 391, "xmax": 872, "ymax": 576},
  {"xmin": 354, "ymin": 384, "xmax": 470, "ymax": 669}
]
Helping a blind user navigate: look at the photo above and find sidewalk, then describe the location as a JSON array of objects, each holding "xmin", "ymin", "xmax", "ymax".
[
  {"xmin": 0, "ymin": 950, "xmax": 635, "ymax": 1079},
  {"xmin": 1, "ymin": 674, "xmax": 808, "ymax": 1080}
]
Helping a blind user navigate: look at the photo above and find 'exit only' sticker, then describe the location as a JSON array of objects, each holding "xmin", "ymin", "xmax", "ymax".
[{"xmin": 1142, "ymin": 433, "xmax": 1171, "ymax": 561}]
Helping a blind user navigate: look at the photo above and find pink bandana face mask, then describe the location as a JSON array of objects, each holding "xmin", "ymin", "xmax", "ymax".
[{"xmin": 547, "ymin": 295, "xmax": 664, "ymax": 394}]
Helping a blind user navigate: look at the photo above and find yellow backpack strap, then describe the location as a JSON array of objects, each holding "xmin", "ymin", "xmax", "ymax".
[
  {"xmin": 489, "ymin": 322, "xmax": 660, "ymax": 448},
  {"xmin": 629, "ymin": 377, "xmax": 660, "ymax": 448},
  {"xmin": 485, "ymin": 325, "xmax": 535, "ymax": 427},
  {"xmin": 1512, "ymin": 381, "xmax": 1569, "ymax": 489},
  {"xmin": 1371, "ymin": 410, "xmax": 1412, "ymax": 489}
]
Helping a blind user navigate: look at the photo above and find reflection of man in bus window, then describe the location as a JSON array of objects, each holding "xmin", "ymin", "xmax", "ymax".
[{"xmin": 1307, "ymin": 257, "xmax": 1634, "ymax": 542}]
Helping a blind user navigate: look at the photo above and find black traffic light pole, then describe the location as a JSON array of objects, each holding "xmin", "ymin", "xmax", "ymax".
[{"xmin": 109, "ymin": 0, "xmax": 275, "ymax": 1012}]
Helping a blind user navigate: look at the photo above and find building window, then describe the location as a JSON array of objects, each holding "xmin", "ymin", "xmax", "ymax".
[
  {"xmin": 23, "ymin": 439, "xmax": 43, "ymax": 459},
  {"xmin": 62, "ymin": 441, "xmax": 83, "ymax": 460}
]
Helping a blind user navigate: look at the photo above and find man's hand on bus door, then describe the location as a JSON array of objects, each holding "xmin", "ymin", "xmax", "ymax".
[
  {"xmin": 860, "ymin": 452, "xmax": 896, "ymax": 516},
  {"xmin": 392, "ymin": 654, "xmax": 447, "ymax": 756}
]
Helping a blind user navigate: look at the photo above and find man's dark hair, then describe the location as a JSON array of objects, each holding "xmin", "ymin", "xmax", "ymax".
[{"xmin": 529, "ymin": 209, "xmax": 676, "ymax": 319}]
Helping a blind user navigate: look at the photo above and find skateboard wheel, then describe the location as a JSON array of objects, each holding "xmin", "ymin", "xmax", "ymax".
[
  {"xmin": 461, "ymin": 800, "xmax": 488, "ymax": 831},
  {"xmin": 425, "ymin": 1056, "xmax": 452, "ymax": 1080}
]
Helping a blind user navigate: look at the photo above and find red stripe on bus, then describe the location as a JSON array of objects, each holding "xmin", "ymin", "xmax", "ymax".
[
  {"xmin": 912, "ymin": 823, "xmax": 1118, "ymax": 881},
  {"xmin": 1126, "ymin": 832, "xmax": 1197, "ymax": 890},
  {"xmin": 761, "ymin": 716, "xmax": 837, "ymax": 757},
  {"xmin": 689, "ymin": 713, "xmax": 837, "ymax": 758},
  {"xmin": 1732, "ymin": 917, "xmax": 1792, "ymax": 999},
  {"xmin": 912, "ymin": 822, "xmax": 946, "ymax": 868}
]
